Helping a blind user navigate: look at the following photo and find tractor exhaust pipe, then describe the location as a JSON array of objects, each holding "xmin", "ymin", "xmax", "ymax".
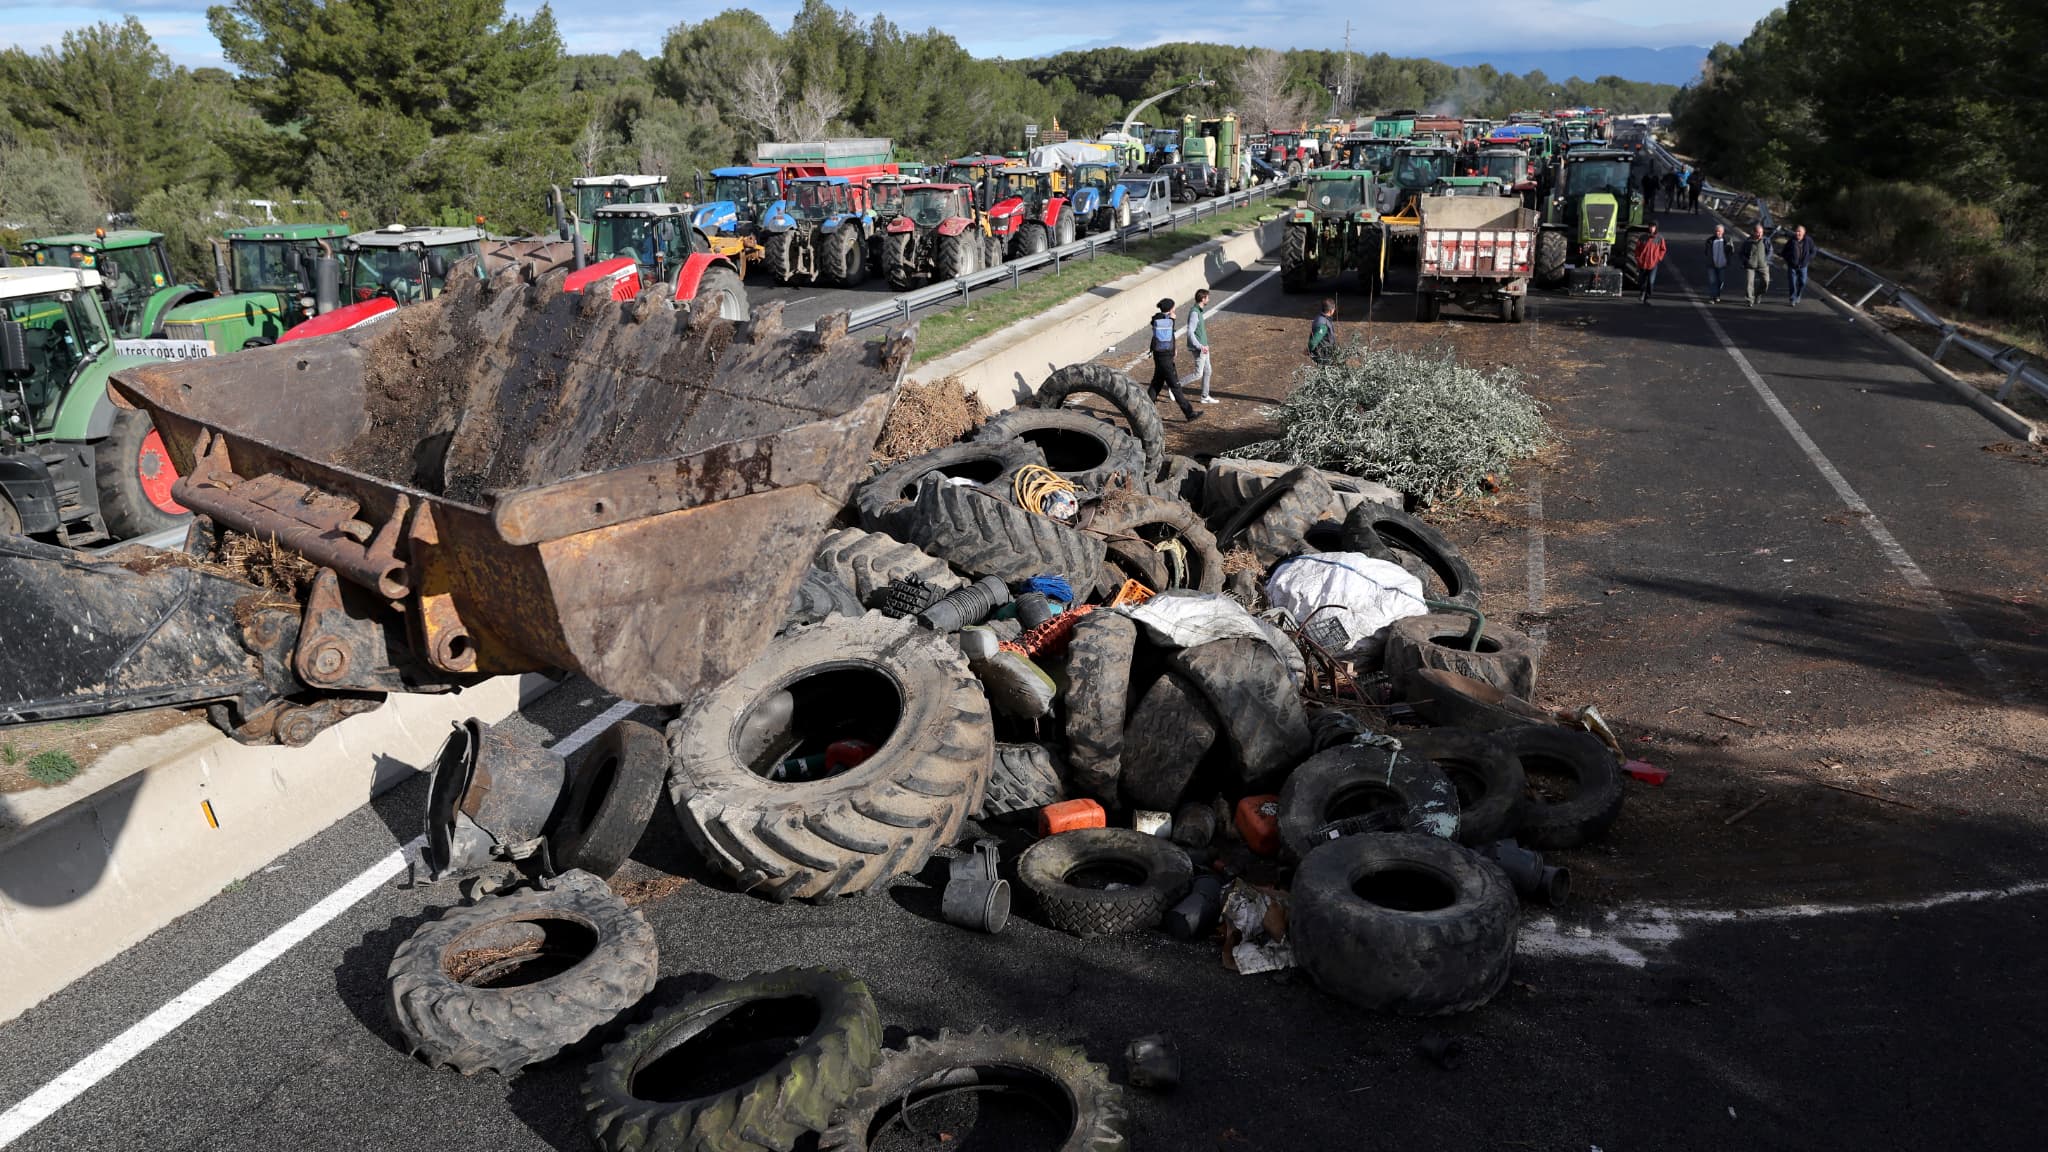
[
  {"xmin": 312, "ymin": 240, "xmax": 340, "ymax": 315},
  {"xmin": 550, "ymin": 185, "xmax": 586, "ymax": 271}
]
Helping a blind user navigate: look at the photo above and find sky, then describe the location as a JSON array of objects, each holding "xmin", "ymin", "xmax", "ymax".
[{"xmin": 4, "ymin": 1, "xmax": 1781, "ymax": 72}]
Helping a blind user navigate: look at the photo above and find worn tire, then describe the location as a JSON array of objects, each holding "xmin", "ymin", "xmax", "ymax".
[
  {"xmin": 1501, "ymin": 725, "xmax": 1623, "ymax": 851},
  {"xmin": 1033, "ymin": 363, "xmax": 1167, "ymax": 479},
  {"xmin": 936, "ymin": 231, "xmax": 976, "ymax": 280},
  {"xmin": 981, "ymin": 742, "xmax": 1065, "ymax": 817},
  {"xmin": 1401, "ymin": 728, "xmax": 1527, "ymax": 846},
  {"xmin": 1340, "ymin": 503, "xmax": 1481, "ymax": 608},
  {"xmin": 819, "ymin": 1028, "xmax": 1130, "ymax": 1152},
  {"xmin": 1163, "ymin": 636, "xmax": 1312, "ymax": 791},
  {"xmin": 1534, "ymin": 229, "xmax": 1568, "ymax": 288},
  {"xmin": 1400, "ymin": 668, "xmax": 1552, "ymax": 731},
  {"xmin": 96, "ymin": 408, "xmax": 186, "ymax": 539},
  {"xmin": 1017, "ymin": 828, "xmax": 1192, "ymax": 936},
  {"xmin": 1290, "ymin": 833, "xmax": 1517, "ymax": 1016},
  {"xmin": 1278, "ymin": 744, "xmax": 1459, "ymax": 861},
  {"xmin": 973, "ymin": 407, "xmax": 1146, "ymax": 496},
  {"xmin": 1383, "ymin": 613, "xmax": 1538, "ymax": 699},
  {"xmin": 1117, "ymin": 673, "xmax": 1219, "ymax": 812},
  {"xmin": 1055, "ymin": 207, "xmax": 1077, "ymax": 247},
  {"xmin": 552, "ymin": 720, "xmax": 671, "ymax": 878},
  {"xmin": 667, "ymin": 613, "xmax": 994, "ymax": 902},
  {"xmin": 1217, "ymin": 465, "xmax": 1338, "ymax": 565},
  {"xmin": 784, "ymin": 567, "xmax": 864, "ymax": 632},
  {"xmin": 1282, "ymin": 224, "xmax": 1313, "ymax": 291},
  {"xmin": 691, "ymin": 265, "xmax": 751, "ymax": 322},
  {"xmin": 1088, "ymin": 492, "xmax": 1225, "ymax": 593},
  {"xmin": 1150, "ymin": 454, "xmax": 1206, "ymax": 506},
  {"xmin": 812, "ymin": 527, "xmax": 966, "ymax": 606},
  {"xmin": 883, "ymin": 230, "xmax": 919, "ymax": 289},
  {"xmin": 763, "ymin": 230, "xmax": 799, "ymax": 286},
  {"xmin": 895, "ymin": 479, "xmax": 1108, "ymax": 594},
  {"xmin": 1060, "ymin": 612, "xmax": 1137, "ymax": 804},
  {"xmin": 824, "ymin": 227, "xmax": 864, "ymax": 287},
  {"xmin": 583, "ymin": 967, "xmax": 882, "ymax": 1152},
  {"xmin": 387, "ymin": 870, "xmax": 657, "ymax": 1075},
  {"xmin": 857, "ymin": 440, "xmax": 1045, "ymax": 534},
  {"xmin": 1204, "ymin": 459, "xmax": 1385, "ymax": 521}
]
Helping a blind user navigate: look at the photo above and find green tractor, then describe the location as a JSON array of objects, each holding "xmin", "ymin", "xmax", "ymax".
[
  {"xmin": 1281, "ymin": 170, "xmax": 1386, "ymax": 293},
  {"xmin": 1534, "ymin": 147, "xmax": 1648, "ymax": 296},
  {"xmin": 0, "ymin": 266, "xmax": 186, "ymax": 543},
  {"xmin": 571, "ymin": 174, "xmax": 668, "ymax": 242},
  {"xmin": 17, "ymin": 229, "xmax": 209, "ymax": 341},
  {"xmin": 1377, "ymin": 144, "xmax": 1459, "ymax": 249},
  {"xmin": 159, "ymin": 222, "xmax": 352, "ymax": 351}
]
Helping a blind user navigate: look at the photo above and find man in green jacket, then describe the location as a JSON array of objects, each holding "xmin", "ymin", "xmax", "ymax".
[
  {"xmin": 1187, "ymin": 288, "xmax": 1216, "ymax": 404},
  {"xmin": 1743, "ymin": 223, "xmax": 1771, "ymax": 306},
  {"xmin": 1306, "ymin": 297, "xmax": 1337, "ymax": 364}
]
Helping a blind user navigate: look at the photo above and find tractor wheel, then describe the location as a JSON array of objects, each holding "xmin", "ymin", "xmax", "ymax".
[
  {"xmin": 1281, "ymin": 225, "xmax": 1313, "ymax": 293},
  {"xmin": 1117, "ymin": 202, "xmax": 1132, "ymax": 230},
  {"xmin": 1534, "ymin": 229, "xmax": 1568, "ymax": 288},
  {"xmin": 1510, "ymin": 295, "xmax": 1527, "ymax": 323},
  {"xmin": 96, "ymin": 408, "xmax": 187, "ymax": 540},
  {"xmin": 763, "ymin": 230, "xmax": 798, "ymax": 285},
  {"xmin": 824, "ymin": 227, "xmax": 865, "ymax": 287},
  {"xmin": 984, "ymin": 234, "xmax": 1005, "ymax": 268},
  {"xmin": 689, "ymin": 265, "xmax": 750, "ymax": 322},
  {"xmin": 1092, "ymin": 207, "xmax": 1115, "ymax": 235},
  {"xmin": 1016, "ymin": 222, "xmax": 1050, "ymax": 258},
  {"xmin": 1287, "ymin": 160, "xmax": 1304, "ymax": 178},
  {"xmin": 936, "ymin": 231, "xmax": 975, "ymax": 281},
  {"xmin": 1358, "ymin": 229, "xmax": 1385, "ymax": 292},
  {"xmin": 883, "ymin": 231, "xmax": 919, "ymax": 289},
  {"xmin": 1055, "ymin": 207, "xmax": 1077, "ymax": 247}
]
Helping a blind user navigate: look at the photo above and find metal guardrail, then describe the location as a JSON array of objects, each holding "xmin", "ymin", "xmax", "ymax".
[
  {"xmin": 1647, "ymin": 141, "xmax": 2048, "ymax": 407},
  {"xmin": 845, "ymin": 177, "xmax": 1299, "ymax": 333}
]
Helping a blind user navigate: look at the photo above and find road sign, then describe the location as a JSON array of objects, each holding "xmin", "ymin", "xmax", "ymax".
[{"xmin": 1025, "ymin": 124, "xmax": 1039, "ymax": 140}]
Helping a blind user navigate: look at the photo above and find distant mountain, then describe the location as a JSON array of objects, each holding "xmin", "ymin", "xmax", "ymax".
[{"xmin": 1427, "ymin": 46, "xmax": 1709, "ymax": 87}]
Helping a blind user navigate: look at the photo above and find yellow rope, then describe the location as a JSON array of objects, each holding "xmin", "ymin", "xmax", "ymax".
[
  {"xmin": 1153, "ymin": 536, "xmax": 1189, "ymax": 588},
  {"xmin": 1011, "ymin": 464, "xmax": 1077, "ymax": 515}
]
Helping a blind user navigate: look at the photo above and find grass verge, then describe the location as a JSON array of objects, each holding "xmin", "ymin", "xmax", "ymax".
[{"xmin": 909, "ymin": 199, "xmax": 1281, "ymax": 365}]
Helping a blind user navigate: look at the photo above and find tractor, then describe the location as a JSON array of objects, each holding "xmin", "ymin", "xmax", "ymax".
[
  {"xmin": 1265, "ymin": 131, "xmax": 1314, "ymax": 176},
  {"xmin": 1378, "ymin": 145, "xmax": 1460, "ymax": 248},
  {"xmin": 989, "ymin": 166, "xmax": 1075, "ymax": 256},
  {"xmin": 944, "ymin": 155, "xmax": 1023, "ymax": 265},
  {"xmin": 158, "ymin": 222, "xmax": 352, "ymax": 351},
  {"xmin": 758, "ymin": 176, "xmax": 875, "ymax": 287},
  {"xmin": 587, "ymin": 202, "xmax": 749, "ymax": 320},
  {"xmin": 570, "ymin": 174, "xmax": 668, "ymax": 242},
  {"xmin": 1465, "ymin": 147, "xmax": 1540, "ymax": 208},
  {"xmin": 1281, "ymin": 170, "xmax": 1386, "ymax": 293},
  {"xmin": 1, "ymin": 266, "xmax": 185, "ymax": 543},
  {"xmin": 878, "ymin": 184, "xmax": 999, "ymax": 288},
  {"xmin": 692, "ymin": 167, "xmax": 785, "ymax": 258},
  {"xmin": 17, "ymin": 229, "xmax": 209, "ymax": 340},
  {"xmin": 276, "ymin": 224, "xmax": 489, "ymax": 341},
  {"xmin": 1534, "ymin": 147, "xmax": 1648, "ymax": 297},
  {"xmin": 1067, "ymin": 161, "xmax": 1131, "ymax": 235}
]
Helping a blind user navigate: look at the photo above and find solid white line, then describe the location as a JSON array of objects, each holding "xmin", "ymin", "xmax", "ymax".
[
  {"xmin": 1669, "ymin": 264, "xmax": 2020, "ymax": 706},
  {"xmin": 0, "ymin": 699, "xmax": 641, "ymax": 1146},
  {"xmin": 1119, "ymin": 265, "xmax": 1281, "ymax": 372}
]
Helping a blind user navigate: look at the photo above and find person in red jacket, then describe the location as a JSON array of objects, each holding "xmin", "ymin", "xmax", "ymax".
[{"xmin": 1636, "ymin": 222, "xmax": 1669, "ymax": 305}]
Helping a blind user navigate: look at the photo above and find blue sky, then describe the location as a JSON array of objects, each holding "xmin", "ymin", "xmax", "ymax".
[{"xmin": 5, "ymin": 1, "xmax": 1780, "ymax": 70}]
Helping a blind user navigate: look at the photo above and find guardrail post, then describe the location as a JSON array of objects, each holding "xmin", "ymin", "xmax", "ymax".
[
  {"xmin": 1930, "ymin": 326, "xmax": 1956, "ymax": 363},
  {"xmin": 1008, "ymin": 264, "xmax": 1021, "ymax": 291},
  {"xmin": 1998, "ymin": 363, "xmax": 2026, "ymax": 402}
]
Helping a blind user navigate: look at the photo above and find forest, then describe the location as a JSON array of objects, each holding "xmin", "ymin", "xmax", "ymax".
[{"xmin": 0, "ymin": 1, "xmax": 1678, "ymax": 276}]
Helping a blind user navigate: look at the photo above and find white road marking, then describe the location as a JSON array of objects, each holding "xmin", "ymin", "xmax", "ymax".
[
  {"xmin": 0, "ymin": 697, "xmax": 642, "ymax": 1147},
  {"xmin": 1669, "ymin": 264, "xmax": 2020, "ymax": 706},
  {"xmin": 1119, "ymin": 265, "xmax": 1281, "ymax": 372},
  {"xmin": 1520, "ymin": 878, "xmax": 2048, "ymax": 968}
]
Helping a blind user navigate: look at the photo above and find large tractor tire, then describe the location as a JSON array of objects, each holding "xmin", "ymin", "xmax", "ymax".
[
  {"xmin": 820, "ymin": 1029, "xmax": 1131, "ymax": 1152},
  {"xmin": 882, "ymin": 231, "xmax": 918, "ymax": 290},
  {"xmin": 689, "ymin": 264, "xmax": 750, "ymax": 322},
  {"xmin": 1286, "ymin": 160, "xmax": 1304, "ymax": 178},
  {"xmin": 1281, "ymin": 224, "xmax": 1314, "ymax": 293},
  {"xmin": 1534, "ymin": 229, "xmax": 1568, "ymax": 288},
  {"xmin": 1055, "ymin": 207, "xmax": 1077, "ymax": 247},
  {"xmin": 822, "ymin": 227, "xmax": 863, "ymax": 287},
  {"xmin": 1032, "ymin": 362, "xmax": 1167, "ymax": 480},
  {"xmin": 895, "ymin": 480, "xmax": 1108, "ymax": 593},
  {"xmin": 667, "ymin": 612, "xmax": 994, "ymax": 902},
  {"xmin": 96, "ymin": 408, "xmax": 187, "ymax": 539},
  {"xmin": 1015, "ymin": 222, "xmax": 1050, "ymax": 259},
  {"xmin": 935, "ymin": 231, "xmax": 976, "ymax": 281},
  {"xmin": 972, "ymin": 407, "xmax": 1147, "ymax": 497},
  {"xmin": 762, "ymin": 230, "xmax": 799, "ymax": 286},
  {"xmin": 984, "ymin": 234, "xmax": 1005, "ymax": 269},
  {"xmin": 1358, "ymin": 228, "xmax": 1385, "ymax": 292}
]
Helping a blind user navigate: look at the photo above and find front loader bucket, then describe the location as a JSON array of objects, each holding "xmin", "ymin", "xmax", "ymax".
[
  {"xmin": 1567, "ymin": 266, "xmax": 1624, "ymax": 297},
  {"xmin": 112, "ymin": 243, "xmax": 913, "ymax": 707}
]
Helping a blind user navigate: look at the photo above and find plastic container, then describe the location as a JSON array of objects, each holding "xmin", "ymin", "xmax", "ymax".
[
  {"xmin": 1234, "ymin": 794, "xmax": 1282, "ymax": 857},
  {"xmin": 1037, "ymin": 798, "xmax": 1107, "ymax": 836}
]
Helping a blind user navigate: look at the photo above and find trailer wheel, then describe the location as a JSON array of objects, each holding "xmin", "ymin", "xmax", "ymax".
[{"xmin": 96, "ymin": 409, "xmax": 186, "ymax": 539}]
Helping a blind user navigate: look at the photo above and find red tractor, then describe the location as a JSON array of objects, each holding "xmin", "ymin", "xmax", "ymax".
[
  {"xmin": 1265, "ymin": 131, "xmax": 1315, "ymax": 176},
  {"xmin": 988, "ymin": 166, "xmax": 1076, "ymax": 257},
  {"xmin": 878, "ymin": 184, "xmax": 999, "ymax": 288}
]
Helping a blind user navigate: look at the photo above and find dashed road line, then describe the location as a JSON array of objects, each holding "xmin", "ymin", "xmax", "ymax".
[{"xmin": 0, "ymin": 697, "xmax": 642, "ymax": 1147}]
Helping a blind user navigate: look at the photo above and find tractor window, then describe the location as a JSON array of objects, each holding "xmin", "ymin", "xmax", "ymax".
[
  {"xmin": 789, "ymin": 183, "xmax": 844, "ymax": 217},
  {"xmin": 1564, "ymin": 160, "xmax": 1633, "ymax": 198},
  {"xmin": 93, "ymin": 244, "xmax": 171, "ymax": 336},
  {"xmin": 870, "ymin": 184, "xmax": 907, "ymax": 214},
  {"xmin": 1475, "ymin": 154, "xmax": 1526, "ymax": 182},
  {"xmin": 1396, "ymin": 153, "xmax": 1447, "ymax": 190},
  {"xmin": 902, "ymin": 189, "xmax": 965, "ymax": 225},
  {"xmin": 1309, "ymin": 179, "xmax": 1365, "ymax": 213},
  {"xmin": 594, "ymin": 216, "xmax": 669, "ymax": 269},
  {"xmin": 230, "ymin": 240, "xmax": 304, "ymax": 293},
  {"xmin": 3, "ymin": 292, "xmax": 105, "ymax": 433},
  {"xmin": 348, "ymin": 248, "xmax": 426, "ymax": 304},
  {"xmin": 712, "ymin": 175, "xmax": 781, "ymax": 207}
]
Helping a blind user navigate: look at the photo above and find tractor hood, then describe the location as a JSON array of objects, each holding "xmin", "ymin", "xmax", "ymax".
[
  {"xmin": 160, "ymin": 290, "xmax": 288, "ymax": 341},
  {"xmin": 693, "ymin": 202, "xmax": 742, "ymax": 234},
  {"xmin": 1578, "ymin": 193, "xmax": 1620, "ymax": 244}
]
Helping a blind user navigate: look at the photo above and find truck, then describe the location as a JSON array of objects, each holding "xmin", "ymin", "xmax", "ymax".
[
  {"xmin": 159, "ymin": 222, "xmax": 353, "ymax": 350},
  {"xmin": 1371, "ymin": 110, "xmax": 1418, "ymax": 139},
  {"xmin": 1, "ymin": 266, "xmax": 185, "ymax": 544},
  {"xmin": 18, "ymin": 229, "xmax": 210, "ymax": 341},
  {"xmin": 1414, "ymin": 194, "xmax": 1537, "ymax": 323}
]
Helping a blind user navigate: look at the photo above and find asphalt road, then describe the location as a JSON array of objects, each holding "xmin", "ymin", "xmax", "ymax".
[{"xmin": 3, "ymin": 212, "xmax": 2045, "ymax": 1151}]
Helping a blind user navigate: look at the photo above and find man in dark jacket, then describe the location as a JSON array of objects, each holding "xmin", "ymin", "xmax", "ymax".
[
  {"xmin": 1306, "ymin": 297, "xmax": 1338, "ymax": 364},
  {"xmin": 1782, "ymin": 225, "xmax": 1817, "ymax": 306},
  {"xmin": 1687, "ymin": 168, "xmax": 1706, "ymax": 212},
  {"xmin": 1703, "ymin": 223, "xmax": 1731, "ymax": 303},
  {"xmin": 1147, "ymin": 297, "xmax": 1198, "ymax": 421}
]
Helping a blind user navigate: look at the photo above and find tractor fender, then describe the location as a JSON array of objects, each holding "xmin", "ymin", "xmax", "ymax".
[
  {"xmin": 276, "ymin": 297, "xmax": 398, "ymax": 343},
  {"xmin": 1040, "ymin": 197, "xmax": 1068, "ymax": 229},
  {"xmin": 761, "ymin": 200, "xmax": 796, "ymax": 231},
  {"xmin": 887, "ymin": 216, "xmax": 916, "ymax": 234},
  {"xmin": 563, "ymin": 256, "xmax": 641, "ymax": 300},
  {"xmin": 671, "ymin": 253, "xmax": 734, "ymax": 303},
  {"xmin": 935, "ymin": 217, "xmax": 971, "ymax": 237},
  {"xmin": 144, "ymin": 285, "xmax": 210, "ymax": 338},
  {"xmin": 1108, "ymin": 186, "xmax": 1127, "ymax": 208}
]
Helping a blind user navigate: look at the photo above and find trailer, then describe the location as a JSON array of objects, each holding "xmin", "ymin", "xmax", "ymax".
[
  {"xmin": 753, "ymin": 138, "xmax": 898, "ymax": 183},
  {"xmin": 1415, "ymin": 195, "xmax": 1537, "ymax": 323}
]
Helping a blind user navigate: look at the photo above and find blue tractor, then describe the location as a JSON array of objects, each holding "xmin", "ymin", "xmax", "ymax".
[
  {"xmin": 758, "ymin": 176, "xmax": 875, "ymax": 287},
  {"xmin": 691, "ymin": 166, "xmax": 784, "ymax": 257},
  {"xmin": 1066, "ymin": 161, "xmax": 1132, "ymax": 235}
]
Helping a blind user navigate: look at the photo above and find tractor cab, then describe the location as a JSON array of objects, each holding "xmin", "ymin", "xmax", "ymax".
[
  {"xmin": 1340, "ymin": 135, "xmax": 1399, "ymax": 176},
  {"xmin": 342, "ymin": 225, "xmax": 486, "ymax": 306},
  {"xmin": 592, "ymin": 202, "xmax": 707, "ymax": 285},
  {"xmin": 572, "ymin": 173, "xmax": 668, "ymax": 222},
  {"xmin": 1296, "ymin": 170, "xmax": 1378, "ymax": 218},
  {"xmin": 942, "ymin": 155, "xmax": 1012, "ymax": 207},
  {"xmin": 1072, "ymin": 162, "xmax": 1121, "ymax": 196},
  {"xmin": 992, "ymin": 167, "xmax": 1059, "ymax": 212},
  {"xmin": 160, "ymin": 221, "xmax": 352, "ymax": 349},
  {"xmin": 695, "ymin": 167, "xmax": 784, "ymax": 239},
  {"xmin": 1385, "ymin": 146, "xmax": 1459, "ymax": 214},
  {"xmin": 769, "ymin": 177, "xmax": 865, "ymax": 225},
  {"xmin": 18, "ymin": 229, "xmax": 202, "ymax": 340},
  {"xmin": 1429, "ymin": 176, "xmax": 1508, "ymax": 198},
  {"xmin": 865, "ymin": 175, "xmax": 918, "ymax": 220},
  {"xmin": 894, "ymin": 185, "xmax": 976, "ymax": 229}
]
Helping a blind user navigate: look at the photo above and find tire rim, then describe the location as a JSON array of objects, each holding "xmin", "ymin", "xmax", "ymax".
[{"xmin": 138, "ymin": 428, "xmax": 186, "ymax": 514}]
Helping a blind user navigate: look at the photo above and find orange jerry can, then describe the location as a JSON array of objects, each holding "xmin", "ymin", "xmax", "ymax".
[{"xmin": 1234, "ymin": 795, "xmax": 1282, "ymax": 857}]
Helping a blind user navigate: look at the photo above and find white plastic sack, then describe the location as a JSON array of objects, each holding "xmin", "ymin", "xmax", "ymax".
[
  {"xmin": 1120, "ymin": 590, "xmax": 1268, "ymax": 651},
  {"xmin": 1263, "ymin": 553, "xmax": 1427, "ymax": 659}
]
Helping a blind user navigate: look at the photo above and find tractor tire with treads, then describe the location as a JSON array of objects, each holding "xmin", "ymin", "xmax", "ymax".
[
  {"xmin": 1282, "ymin": 224, "xmax": 1313, "ymax": 292},
  {"xmin": 811, "ymin": 527, "xmax": 966, "ymax": 606},
  {"xmin": 883, "ymin": 231, "xmax": 918, "ymax": 289},
  {"xmin": 894, "ymin": 474, "xmax": 1109, "ymax": 593},
  {"xmin": 762, "ymin": 230, "xmax": 798, "ymax": 286},
  {"xmin": 1534, "ymin": 228, "xmax": 1568, "ymax": 288},
  {"xmin": 1015, "ymin": 222, "xmax": 1050, "ymax": 258},
  {"xmin": 972, "ymin": 407, "xmax": 1146, "ymax": 497},
  {"xmin": 689, "ymin": 265, "xmax": 750, "ymax": 322},
  {"xmin": 856, "ymin": 439, "xmax": 1045, "ymax": 534},
  {"xmin": 96, "ymin": 408, "xmax": 186, "ymax": 539},
  {"xmin": 822, "ymin": 227, "xmax": 861, "ymax": 287},
  {"xmin": 1060, "ymin": 611, "xmax": 1138, "ymax": 804},
  {"xmin": 1032, "ymin": 363, "xmax": 1167, "ymax": 479},
  {"xmin": 1383, "ymin": 613, "xmax": 1539, "ymax": 700},
  {"xmin": 1017, "ymin": 828, "xmax": 1192, "ymax": 937},
  {"xmin": 1164, "ymin": 636, "xmax": 1312, "ymax": 792},
  {"xmin": 935, "ymin": 231, "xmax": 975, "ymax": 281},
  {"xmin": 1117, "ymin": 672, "xmax": 1219, "ymax": 812},
  {"xmin": 981, "ymin": 742, "xmax": 1065, "ymax": 817},
  {"xmin": 1055, "ymin": 207, "xmax": 1077, "ymax": 247},
  {"xmin": 1217, "ymin": 465, "xmax": 1339, "ymax": 565},
  {"xmin": 667, "ymin": 612, "xmax": 993, "ymax": 902},
  {"xmin": 1087, "ymin": 492, "xmax": 1224, "ymax": 593},
  {"xmin": 820, "ymin": 1029, "xmax": 1130, "ymax": 1152}
]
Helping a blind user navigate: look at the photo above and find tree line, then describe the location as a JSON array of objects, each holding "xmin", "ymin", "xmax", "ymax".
[
  {"xmin": 1, "ymin": 1, "xmax": 1678, "ymax": 279},
  {"xmin": 1674, "ymin": 0, "xmax": 2045, "ymax": 334}
]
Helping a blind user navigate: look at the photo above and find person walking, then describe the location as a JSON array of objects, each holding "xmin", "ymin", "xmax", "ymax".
[
  {"xmin": 1636, "ymin": 222, "xmax": 1669, "ymax": 304},
  {"xmin": 1186, "ymin": 288, "xmax": 1217, "ymax": 403},
  {"xmin": 1662, "ymin": 170, "xmax": 1682, "ymax": 212},
  {"xmin": 1742, "ymin": 224, "xmax": 1771, "ymax": 306},
  {"xmin": 1147, "ymin": 297, "xmax": 1198, "ymax": 421},
  {"xmin": 1782, "ymin": 224, "xmax": 1817, "ymax": 306},
  {"xmin": 1703, "ymin": 223, "xmax": 1731, "ymax": 303},
  {"xmin": 1306, "ymin": 297, "xmax": 1337, "ymax": 364},
  {"xmin": 1640, "ymin": 169, "xmax": 1660, "ymax": 214},
  {"xmin": 1687, "ymin": 168, "xmax": 1706, "ymax": 212}
]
